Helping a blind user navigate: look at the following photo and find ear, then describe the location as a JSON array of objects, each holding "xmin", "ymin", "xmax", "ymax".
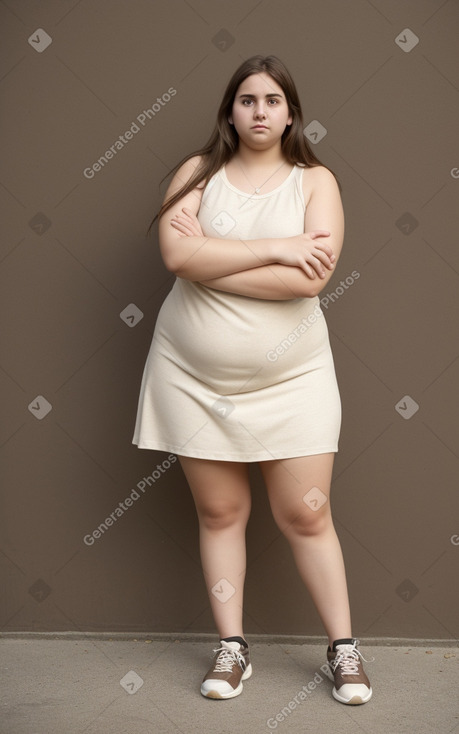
[
  {"xmin": 228, "ymin": 116, "xmax": 233, "ymax": 125},
  {"xmin": 287, "ymin": 113, "xmax": 293, "ymax": 125}
]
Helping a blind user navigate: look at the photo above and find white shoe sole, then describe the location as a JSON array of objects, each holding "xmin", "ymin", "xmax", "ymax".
[
  {"xmin": 323, "ymin": 661, "xmax": 372, "ymax": 705},
  {"xmin": 201, "ymin": 662, "xmax": 252, "ymax": 699},
  {"xmin": 332, "ymin": 685, "xmax": 373, "ymax": 705}
]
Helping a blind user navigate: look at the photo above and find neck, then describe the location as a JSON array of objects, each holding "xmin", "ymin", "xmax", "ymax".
[{"xmin": 233, "ymin": 141, "xmax": 285, "ymax": 169}]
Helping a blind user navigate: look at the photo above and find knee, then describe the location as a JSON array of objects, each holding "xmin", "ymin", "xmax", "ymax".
[
  {"xmin": 198, "ymin": 501, "xmax": 250, "ymax": 531},
  {"xmin": 277, "ymin": 506, "xmax": 332, "ymax": 539}
]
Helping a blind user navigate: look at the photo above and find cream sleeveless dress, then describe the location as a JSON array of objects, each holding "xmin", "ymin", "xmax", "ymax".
[{"xmin": 132, "ymin": 163, "xmax": 341, "ymax": 461}]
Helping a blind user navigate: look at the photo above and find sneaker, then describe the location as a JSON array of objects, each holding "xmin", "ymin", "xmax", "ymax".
[
  {"xmin": 325, "ymin": 638, "xmax": 373, "ymax": 705},
  {"xmin": 201, "ymin": 639, "xmax": 252, "ymax": 699}
]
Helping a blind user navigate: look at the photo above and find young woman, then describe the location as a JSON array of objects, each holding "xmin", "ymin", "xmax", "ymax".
[{"xmin": 133, "ymin": 55, "xmax": 372, "ymax": 706}]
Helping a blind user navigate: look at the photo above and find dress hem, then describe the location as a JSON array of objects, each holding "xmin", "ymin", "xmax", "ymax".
[{"xmin": 132, "ymin": 439, "xmax": 338, "ymax": 462}]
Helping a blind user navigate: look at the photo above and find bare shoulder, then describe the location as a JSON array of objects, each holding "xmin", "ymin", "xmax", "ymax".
[{"xmin": 302, "ymin": 164, "xmax": 339, "ymax": 206}]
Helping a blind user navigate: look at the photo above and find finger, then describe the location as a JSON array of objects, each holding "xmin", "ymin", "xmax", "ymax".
[
  {"xmin": 170, "ymin": 221, "xmax": 193, "ymax": 235},
  {"xmin": 306, "ymin": 255, "xmax": 328, "ymax": 278},
  {"xmin": 171, "ymin": 214, "xmax": 194, "ymax": 228},
  {"xmin": 172, "ymin": 213, "xmax": 191, "ymax": 224},
  {"xmin": 182, "ymin": 207, "xmax": 199, "ymax": 222},
  {"xmin": 173, "ymin": 209, "xmax": 194, "ymax": 220},
  {"xmin": 300, "ymin": 262, "xmax": 317, "ymax": 279},
  {"xmin": 310, "ymin": 248, "xmax": 335, "ymax": 268},
  {"xmin": 312, "ymin": 250, "xmax": 335, "ymax": 269},
  {"xmin": 312, "ymin": 241, "xmax": 334, "ymax": 256}
]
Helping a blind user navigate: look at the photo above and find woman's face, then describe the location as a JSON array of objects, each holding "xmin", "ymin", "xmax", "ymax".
[{"xmin": 229, "ymin": 72, "xmax": 292, "ymax": 151}]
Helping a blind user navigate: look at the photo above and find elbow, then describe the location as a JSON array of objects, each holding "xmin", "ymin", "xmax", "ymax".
[
  {"xmin": 162, "ymin": 257, "xmax": 194, "ymax": 280},
  {"xmin": 160, "ymin": 247, "xmax": 183, "ymax": 277},
  {"xmin": 292, "ymin": 269, "xmax": 327, "ymax": 299},
  {"xmin": 163, "ymin": 257, "xmax": 181, "ymax": 276},
  {"xmin": 297, "ymin": 280, "xmax": 321, "ymax": 299},
  {"xmin": 158, "ymin": 231, "xmax": 182, "ymax": 275},
  {"xmin": 303, "ymin": 282, "xmax": 320, "ymax": 298},
  {"xmin": 159, "ymin": 239, "xmax": 195, "ymax": 279},
  {"xmin": 303, "ymin": 276, "xmax": 335, "ymax": 299},
  {"xmin": 169, "ymin": 261, "xmax": 193, "ymax": 279}
]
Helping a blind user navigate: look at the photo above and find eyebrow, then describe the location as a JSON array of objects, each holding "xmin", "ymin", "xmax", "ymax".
[{"xmin": 237, "ymin": 93, "xmax": 283, "ymax": 99}]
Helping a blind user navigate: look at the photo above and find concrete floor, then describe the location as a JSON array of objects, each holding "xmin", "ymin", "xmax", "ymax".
[{"xmin": 0, "ymin": 637, "xmax": 458, "ymax": 734}]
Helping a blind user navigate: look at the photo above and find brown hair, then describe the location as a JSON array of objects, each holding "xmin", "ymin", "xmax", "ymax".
[{"xmin": 147, "ymin": 54, "xmax": 336, "ymax": 235}]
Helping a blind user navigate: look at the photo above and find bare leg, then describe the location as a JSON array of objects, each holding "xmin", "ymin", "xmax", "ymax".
[
  {"xmin": 178, "ymin": 456, "xmax": 251, "ymax": 640},
  {"xmin": 259, "ymin": 453, "xmax": 352, "ymax": 646}
]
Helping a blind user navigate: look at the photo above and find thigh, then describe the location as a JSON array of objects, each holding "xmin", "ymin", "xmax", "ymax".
[
  {"xmin": 259, "ymin": 453, "xmax": 335, "ymax": 533},
  {"xmin": 178, "ymin": 456, "xmax": 252, "ymax": 521}
]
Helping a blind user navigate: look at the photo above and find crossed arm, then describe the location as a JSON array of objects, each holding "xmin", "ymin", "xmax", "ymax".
[{"xmin": 158, "ymin": 158, "xmax": 344, "ymax": 300}]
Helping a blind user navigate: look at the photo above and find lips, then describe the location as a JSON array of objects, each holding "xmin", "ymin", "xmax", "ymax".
[{"xmin": 252, "ymin": 125, "xmax": 268, "ymax": 129}]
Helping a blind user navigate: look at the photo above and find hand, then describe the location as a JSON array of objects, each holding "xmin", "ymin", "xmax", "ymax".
[
  {"xmin": 170, "ymin": 207, "xmax": 204, "ymax": 237},
  {"xmin": 276, "ymin": 230, "xmax": 336, "ymax": 279}
]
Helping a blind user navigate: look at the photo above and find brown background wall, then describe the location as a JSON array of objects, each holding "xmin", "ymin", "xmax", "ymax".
[{"xmin": 1, "ymin": 0, "xmax": 458, "ymax": 640}]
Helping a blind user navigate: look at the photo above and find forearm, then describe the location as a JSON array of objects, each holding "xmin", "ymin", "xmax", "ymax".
[
  {"xmin": 200, "ymin": 264, "xmax": 321, "ymax": 300},
  {"xmin": 160, "ymin": 229, "xmax": 284, "ymax": 280}
]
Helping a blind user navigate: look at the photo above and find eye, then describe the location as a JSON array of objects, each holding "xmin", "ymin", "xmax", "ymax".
[
  {"xmin": 241, "ymin": 99, "xmax": 253, "ymax": 106},
  {"xmin": 268, "ymin": 98, "xmax": 279, "ymax": 105}
]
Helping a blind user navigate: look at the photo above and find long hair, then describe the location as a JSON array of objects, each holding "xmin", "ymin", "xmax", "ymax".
[{"xmin": 147, "ymin": 55, "xmax": 335, "ymax": 235}]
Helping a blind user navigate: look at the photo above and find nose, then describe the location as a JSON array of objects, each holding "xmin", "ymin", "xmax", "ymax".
[{"xmin": 254, "ymin": 102, "xmax": 267, "ymax": 119}]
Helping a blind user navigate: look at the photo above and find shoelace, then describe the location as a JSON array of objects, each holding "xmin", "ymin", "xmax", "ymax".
[
  {"xmin": 331, "ymin": 642, "xmax": 374, "ymax": 676},
  {"xmin": 212, "ymin": 646, "xmax": 245, "ymax": 673}
]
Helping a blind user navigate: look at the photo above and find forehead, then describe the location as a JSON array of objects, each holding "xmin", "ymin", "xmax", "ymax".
[{"xmin": 236, "ymin": 72, "xmax": 285, "ymax": 97}]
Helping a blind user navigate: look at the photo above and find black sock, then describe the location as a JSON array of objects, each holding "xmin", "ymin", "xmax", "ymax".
[{"xmin": 221, "ymin": 635, "xmax": 248, "ymax": 648}]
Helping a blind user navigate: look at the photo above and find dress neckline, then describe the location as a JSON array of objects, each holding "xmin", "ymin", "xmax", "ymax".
[{"xmin": 220, "ymin": 163, "xmax": 298, "ymax": 198}]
